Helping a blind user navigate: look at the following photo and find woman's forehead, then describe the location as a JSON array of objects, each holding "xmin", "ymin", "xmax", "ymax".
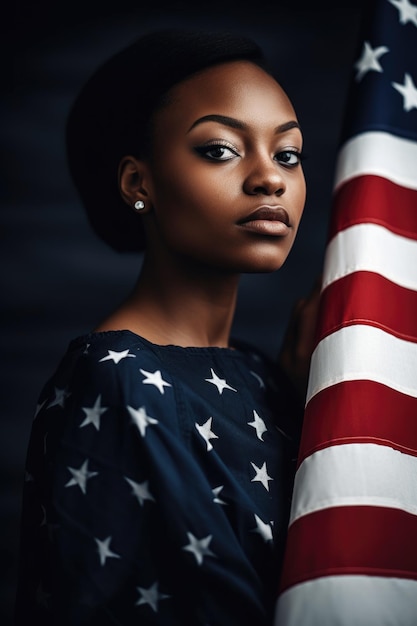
[
  {"xmin": 170, "ymin": 60, "xmax": 286, "ymax": 101},
  {"xmin": 155, "ymin": 61, "xmax": 298, "ymax": 132}
]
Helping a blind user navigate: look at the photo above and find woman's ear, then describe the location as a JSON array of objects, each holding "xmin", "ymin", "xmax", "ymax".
[{"xmin": 118, "ymin": 156, "xmax": 152, "ymax": 212}]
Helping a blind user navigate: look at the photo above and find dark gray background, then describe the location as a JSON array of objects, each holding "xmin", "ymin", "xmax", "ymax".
[{"xmin": 1, "ymin": 0, "xmax": 365, "ymax": 621}]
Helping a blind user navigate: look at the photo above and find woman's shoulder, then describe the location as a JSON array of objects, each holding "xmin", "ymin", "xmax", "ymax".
[
  {"xmin": 36, "ymin": 331, "xmax": 172, "ymax": 415},
  {"xmin": 37, "ymin": 330, "xmax": 282, "ymax": 421},
  {"xmin": 56, "ymin": 329, "xmax": 165, "ymax": 376},
  {"xmin": 68, "ymin": 329, "xmax": 156, "ymax": 363}
]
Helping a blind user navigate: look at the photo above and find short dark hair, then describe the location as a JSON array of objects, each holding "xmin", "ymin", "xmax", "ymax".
[{"xmin": 66, "ymin": 28, "xmax": 267, "ymax": 252}]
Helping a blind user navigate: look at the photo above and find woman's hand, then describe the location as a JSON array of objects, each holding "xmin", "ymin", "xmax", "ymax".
[{"xmin": 278, "ymin": 276, "xmax": 322, "ymax": 403}]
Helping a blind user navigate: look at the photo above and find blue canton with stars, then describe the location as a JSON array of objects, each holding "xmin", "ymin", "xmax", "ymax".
[
  {"xmin": 15, "ymin": 331, "xmax": 302, "ymax": 625},
  {"xmin": 341, "ymin": 0, "xmax": 417, "ymax": 143}
]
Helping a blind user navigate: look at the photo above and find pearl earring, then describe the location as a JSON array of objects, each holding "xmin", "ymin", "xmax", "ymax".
[{"xmin": 134, "ymin": 200, "xmax": 145, "ymax": 211}]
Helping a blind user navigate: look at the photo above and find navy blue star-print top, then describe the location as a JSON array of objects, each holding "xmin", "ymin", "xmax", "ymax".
[{"xmin": 15, "ymin": 330, "xmax": 303, "ymax": 626}]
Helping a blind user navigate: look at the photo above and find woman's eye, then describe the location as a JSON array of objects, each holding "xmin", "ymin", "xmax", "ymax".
[
  {"xmin": 276, "ymin": 150, "xmax": 303, "ymax": 167},
  {"xmin": 195, "ymin": 144, "xmax": 237, "ymax": 161}
]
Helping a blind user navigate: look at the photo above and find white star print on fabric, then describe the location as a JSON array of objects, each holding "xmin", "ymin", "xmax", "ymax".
[
  {"xmin": 65, "ymin": 459, "xmax": 98, "ymax": 494},
  {"xmin": 354, "ymin": 41, "xmax": 389, "ymax": 81},
  {"xmin": 21, "ymin": 327, "xmax": 304, "ymax": 622},
  {"xmin": 140, "ymin": 368, "xmax": 172, "ymax": 394},
  {"xmin": 251, "ymin": 514, "xmax": 273, "ymax": 543},
  {"xmin": 125, "ymin": 476, "xmax": 155, "ymax": 506},
  {"xmin": 47, "ymin": 386, "xmax": 70, "ymax": 409},
  {"xmin": 212, "ymin": 486, "xmax": 227, "ymax": 505},
  {"xmin": 247, "ymin": 410, "xmax": 267, "ymax": 441},
  {"xmin": 80, "ymin": 394, "xmax": 108, "ymax": 430},
  {"xmin": 250, "ymin": 461, "xmax": 273, "ymax": 492},
  {"xmin": 127, "ymin": 405, "xmax": 158, "ymax": 437},
  {"xmin": 182, "ymin": 532, "xmax": 216, "ymax": 566},
  {"xmin": 388, "ymin": 0, "xmax": 417, "ymax": 26},
  {"xmin": 94, "ymin": 536, "xmax": 121, "ymax": 566},
  {"xmin": 195, "ymin": 417, "xmax": 219, "ymax": 451},
  {"xmin": 99, "ymin": 349, "xmax": 136, "ymax": 364},
  {"xmin": 204, "ymin": 368, "xmax": 237, "ymax": 394},
  {"xmin": 392, "ymin": 72, "xmax": 417, "ymax": 111},
  {"xmin": 136, "ymin": 582, "xmax": 170, "ymax": 612}
]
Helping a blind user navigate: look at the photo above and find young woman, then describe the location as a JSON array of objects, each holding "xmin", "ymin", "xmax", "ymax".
[{"xmin": 15, "ymin": 29, "xmax": 318, "ymax": 626}]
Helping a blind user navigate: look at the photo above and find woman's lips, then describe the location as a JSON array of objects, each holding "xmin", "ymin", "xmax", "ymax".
[{"xmin": 238, "ymin": 206, "xmax": 290, "ymax": 236}]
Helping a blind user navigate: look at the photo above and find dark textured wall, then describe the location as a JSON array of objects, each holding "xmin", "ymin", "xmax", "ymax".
[{"xmin": 1, "ymin": 1, "xmax": 364, "ymax": 621}]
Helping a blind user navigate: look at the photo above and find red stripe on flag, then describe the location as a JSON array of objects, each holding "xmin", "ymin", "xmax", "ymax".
[
  {"xmin": 298, "ymin": 380, "xmax": 417, "ymax": 466},
  {"xmin": 279, "ymin": 505, "xmax": 417, "ymax": 593},
  {"xmin": 315, "ymin": 272, "xmax": 417, "ymax": 346},
  {"xmin": 328, "ymin": 176, "xmax": 417, "ymax": 241}
]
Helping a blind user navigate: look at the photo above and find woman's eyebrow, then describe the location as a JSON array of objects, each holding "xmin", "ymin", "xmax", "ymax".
[
  {"xmin": 187, "ymin": 114, "xmax": 301, "ymax": 134},
  {"xmin": 276, "ymin": 120, "xmax": 302, "ymax": 134},
  {"xmin": 188, "ymin": 114, "xmax": 246, "ymax": 132}
]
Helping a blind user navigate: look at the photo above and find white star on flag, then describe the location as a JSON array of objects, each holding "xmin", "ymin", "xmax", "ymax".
[
  {"xmin": 136, "ymin": 582, "xmax": 170, "ymax": 612},
  {"xmin": 80, "ymin": 394, "xmax": 108, "ymax": 430},
  {"xmin": 354, "ymin": 41, "xmax": 389, "ymax": 81},
  {"xmin": 251, "ymin": 514, "xmax": 273, "ymax": 543},
  {"xmin": 248, "ymin": 410, "xmax": 267, "ymax": 441},
  {"xmin": 65, "ymin": 459, "xmax": 98, "ymax": 494},
  {"xmin": 250, "ymin": 461, "xmax": 273, "ymax": 492},
  {"xmin": 212, "ymin": 485, "xmax": 227, "ymax": 505},
  {"xmin": 127, "ymin": 405, "xmax": 158, "ymax": 437},
  {"xmin": 195, "ymin": 417, "xmax": 219, "ymax": 451},
  {"xmin": 388, "ymin": 0, "xmax": 417, "ymax": 26},
  {"xmin": 94, "ymin": 536, "xmax": 121, "ymax": 566},
  {"xmin": 182, "ymin": 532, "xmax": 216, "ymax": 565},
  {"xmin": 99, "ymin": 349, "xmax": 136, "ymax": 364},
  {"xmin": 392, "ymin": 72, "xmax": 417, "ymax": 111},
  {"xmin": 125, "ymin": 476, "xmax": 155, "ymax": 505},
  {"xmin": 140, "ymin": 368, "xmax": 172, "ymax": 394},
  {"xmin": 204, "ymin": 368, "xmax": 237, "ymax": 394},
  {"xmin": 47, "ymin": 386, "xmax": 70, "ymax": 409}
]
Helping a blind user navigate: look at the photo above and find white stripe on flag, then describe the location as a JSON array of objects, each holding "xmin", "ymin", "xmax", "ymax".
[
  {"xmin": 334, "ymin": 131, "xmax": 417, "ymax": 191},
  {"xmin": 306, "ymin": 325, "xmax": 417, "ymax": 403},
  {"xmin": 322, "ymin": 223, "xmax": 417, "ymax": 291},
  {"xmin": 290, "ymin": 443, "xmax": 417, "ymax": 524},
  {"xmin": 275, "ymin": 575, "xmax": 417, "ymax": 626}
]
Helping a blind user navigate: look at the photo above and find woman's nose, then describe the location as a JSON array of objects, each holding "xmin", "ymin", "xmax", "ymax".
[{"xmin": 243, "ymin": 157, "xmax": 286, "ymax": 196}]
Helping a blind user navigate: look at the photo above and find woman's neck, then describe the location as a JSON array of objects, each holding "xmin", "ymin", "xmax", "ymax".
[{"xmin": 95, "ymin": 252, "xmax": 240, "ymax": 348}]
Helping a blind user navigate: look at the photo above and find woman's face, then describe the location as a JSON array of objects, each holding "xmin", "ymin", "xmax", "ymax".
[{"xmin": 143, "ymin": 60, "xmax": 306, "ymax": 273}]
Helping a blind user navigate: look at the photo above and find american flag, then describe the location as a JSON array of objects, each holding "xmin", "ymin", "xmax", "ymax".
[{"xmin": 275, "ymin": 0, "xmax": 417, "ymax": 624}]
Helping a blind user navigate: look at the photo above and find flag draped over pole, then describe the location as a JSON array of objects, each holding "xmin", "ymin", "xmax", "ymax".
[{"xmin": 275, "ymin": 0, "xmax": 417, "ymax": 623}]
